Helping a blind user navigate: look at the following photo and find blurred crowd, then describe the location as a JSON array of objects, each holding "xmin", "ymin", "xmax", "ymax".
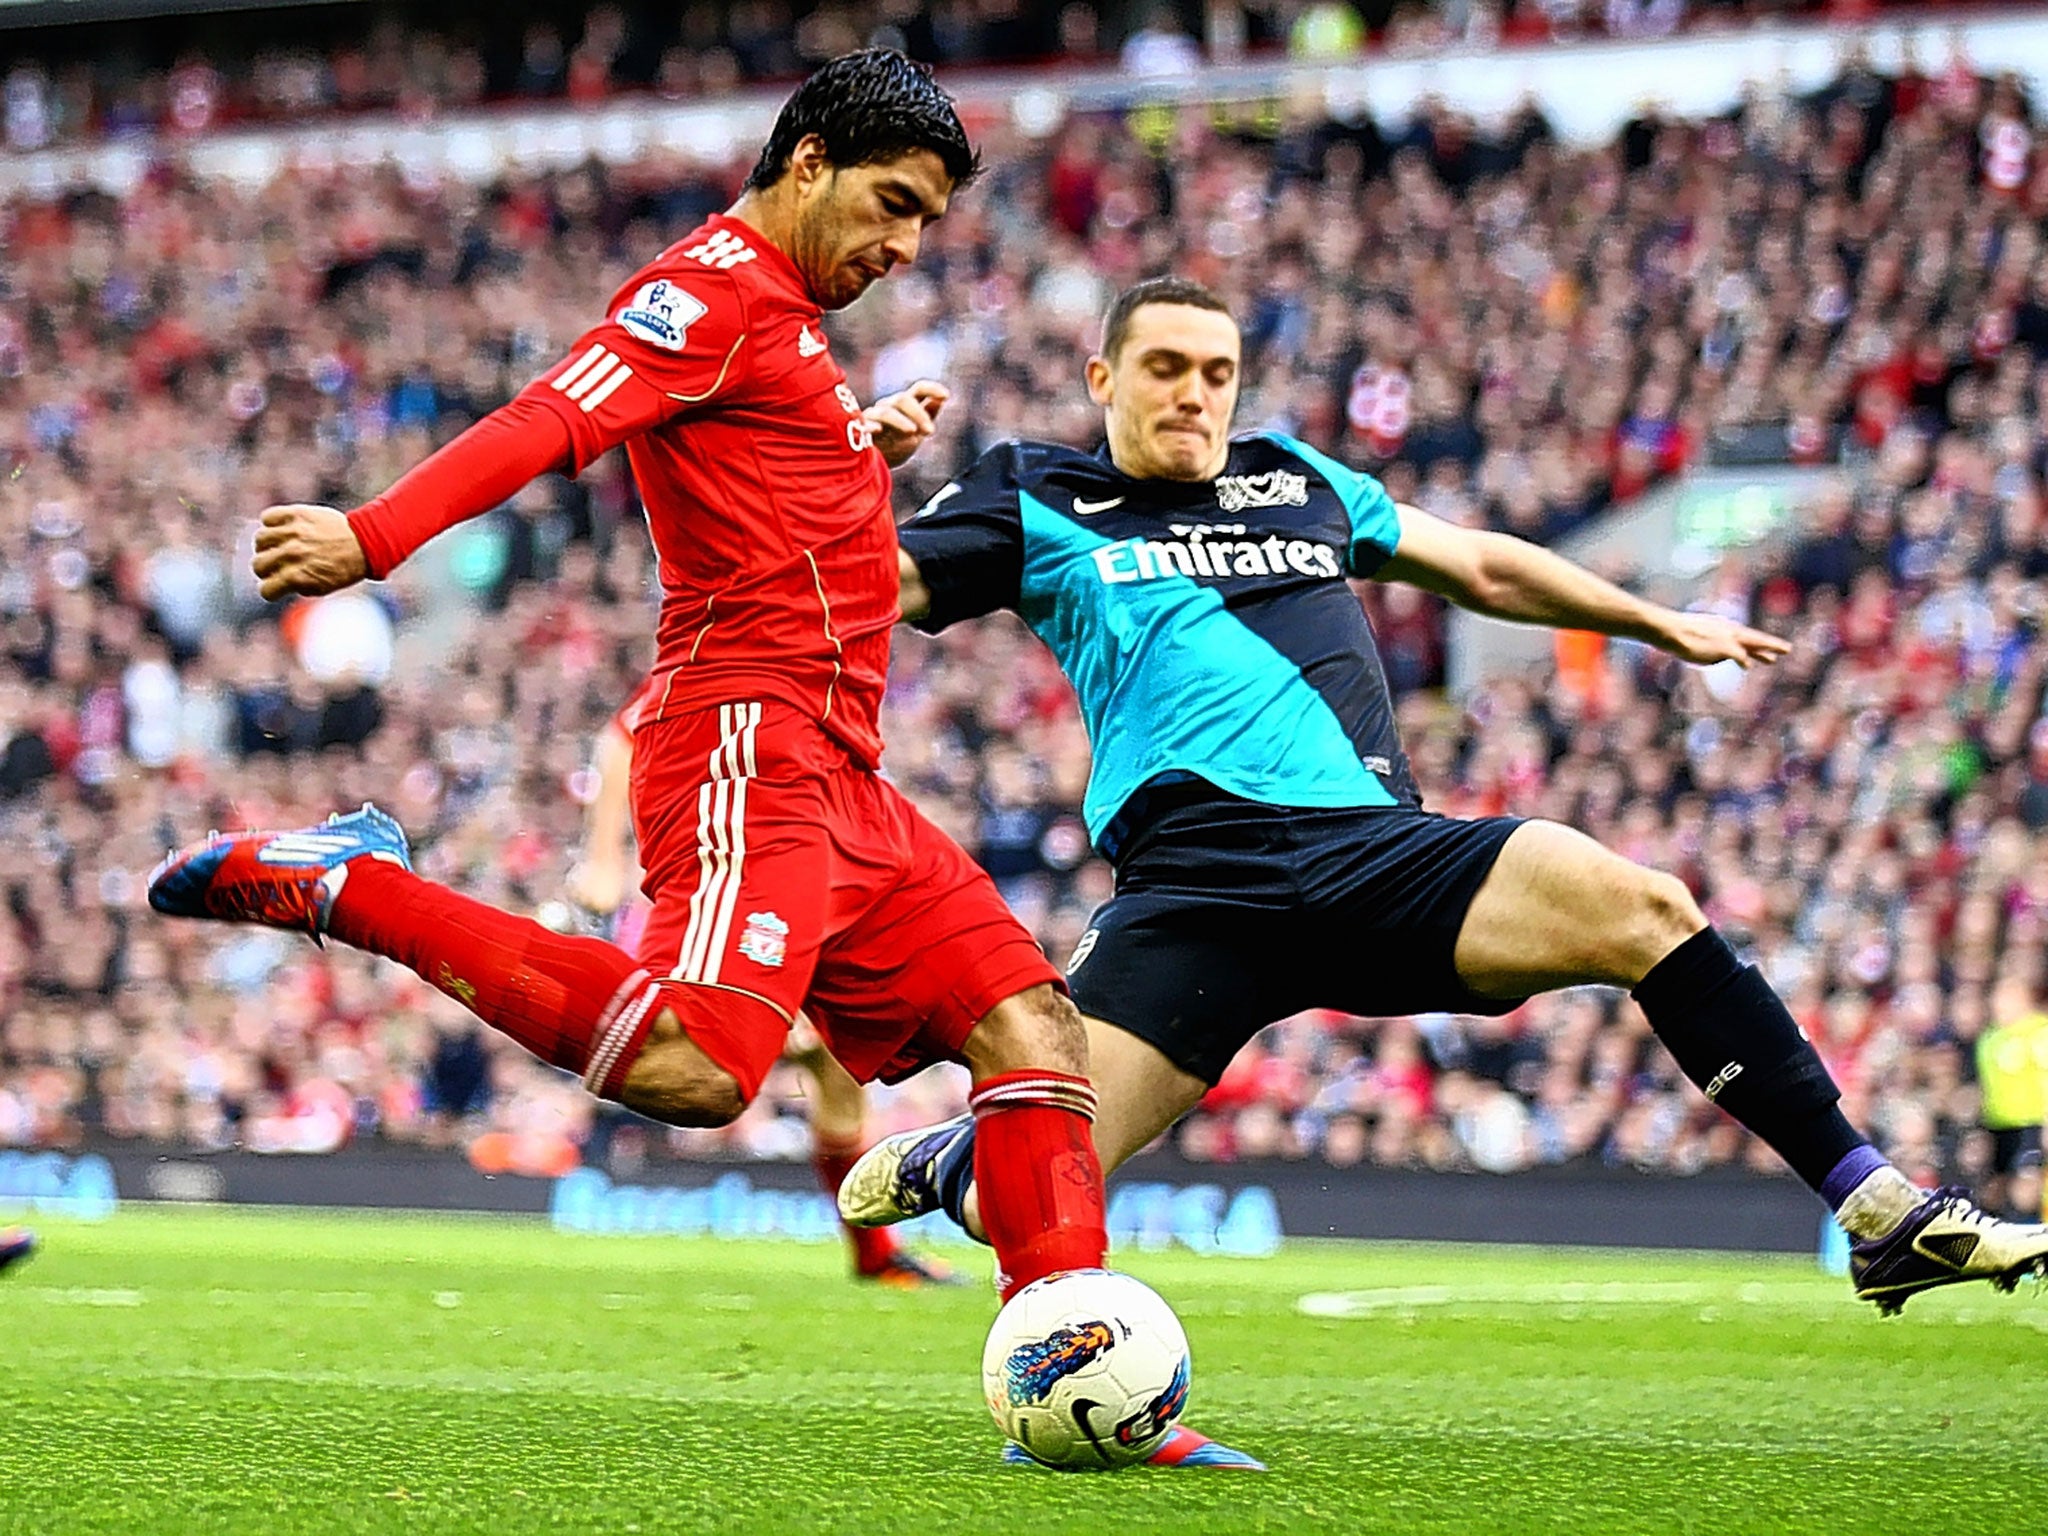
[
  {"xmin": 4, "ymin": 36, "xmax": 2048, "ymax": 1198},
  {"xmin": 3, "ymin": 0, "xmax": 1961, "ymax": 153}
]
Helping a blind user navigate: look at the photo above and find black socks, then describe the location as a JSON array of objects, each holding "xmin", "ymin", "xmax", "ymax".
[{"xmin": 1631, "ymin": 927, "xmax": 1869, "ymax": 1192}]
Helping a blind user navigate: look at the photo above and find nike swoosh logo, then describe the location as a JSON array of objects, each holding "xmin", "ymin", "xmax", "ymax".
[
  {"xmin": 1072, "ymin": 497, "xmax": 1124, "ymax": 516},
  {"xmin": 1070, "ymin": 1398, "xmax": 1116, "ymax": 1467}
]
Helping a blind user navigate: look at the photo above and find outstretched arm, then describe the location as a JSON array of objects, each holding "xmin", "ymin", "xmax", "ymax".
[
  {"xmin": 252, "ymin": 402, "xmax": 573, "ymax": 601},
  {"xmin": 255, "ymin": 268, "xmax": 750, "ymax": 601},
  {"xmin": 1375, "ymin": 504, "xmax": 1790, "ymax": 669}
]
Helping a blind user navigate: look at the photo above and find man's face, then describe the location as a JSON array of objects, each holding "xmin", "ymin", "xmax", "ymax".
[
  {"xmin": 790, "ymin": 143, "xmax": 953, "ymax": 310},
  {"xmin": 1088, "ymin": 304, "xmax": 1241, "ymax": 481}
]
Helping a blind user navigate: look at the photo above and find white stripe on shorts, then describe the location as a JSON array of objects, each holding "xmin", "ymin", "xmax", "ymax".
[{"xmin": 675, "ymin": 702, "xmax": 761, "ymax": 985}]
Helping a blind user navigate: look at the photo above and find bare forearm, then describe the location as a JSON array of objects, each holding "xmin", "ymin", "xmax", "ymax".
[
  {"xmin": 1380, "ymin": 503, "xmax": 1784, "ymax": 668},
  {"xmin": 1471, "ymin": 533, "xmax": 1666, "ymax": 644}
]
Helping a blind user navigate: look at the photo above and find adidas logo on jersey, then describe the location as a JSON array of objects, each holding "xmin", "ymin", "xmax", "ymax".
[
  {"xmin": 682, "ymin": 230, "xmax": 758, "ymax": 270},
  {"xmin": 1215, "ymin": 470, "xmax": 1309, "ymax": 513},
  {"xmin": 1091, "ymin": 525, "xmax": 1342, "ymax": 586},
  {"xmin": 797, "ymin": 325, "xmax": 827, "ymax": 357}
]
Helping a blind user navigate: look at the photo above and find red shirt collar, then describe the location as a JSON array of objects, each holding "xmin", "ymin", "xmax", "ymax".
[{"xmin": 708, "ymin": 211, "xmax": 816, "ymax": 312}]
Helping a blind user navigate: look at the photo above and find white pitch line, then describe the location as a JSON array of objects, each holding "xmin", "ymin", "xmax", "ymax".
[
  {"xmin": 19, "ymin": 1286, "xmax": 145, "ymax": 1307},
  {"xmin": 1297, "ymin": 1277, "xmax": 2048, "ymax": 1321}
]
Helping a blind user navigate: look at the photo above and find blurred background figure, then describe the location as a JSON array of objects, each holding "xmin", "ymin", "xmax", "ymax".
[{"xmin": 1978, "ymin": 977, "xmax": 2048, "ymax": 1219}]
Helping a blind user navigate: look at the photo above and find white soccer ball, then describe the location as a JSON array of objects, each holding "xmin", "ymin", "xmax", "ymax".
[{"xmin": 981, "ymin": 1268, "xmax": 1191, "ymax": 1470}]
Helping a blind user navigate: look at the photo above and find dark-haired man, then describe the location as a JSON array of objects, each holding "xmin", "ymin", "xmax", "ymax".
[
  {"xmin": 845, "ymin": 277, "xmax": 2048, "ymax": 1321},
  {"xmin": 150, "ymin": 53, "xmax": 1116, "ymax": 1339}
]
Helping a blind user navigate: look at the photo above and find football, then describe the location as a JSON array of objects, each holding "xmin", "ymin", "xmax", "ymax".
[{"xmin": 981, "ymin": 1269, "xmax": 1192, "ymax": 1470}]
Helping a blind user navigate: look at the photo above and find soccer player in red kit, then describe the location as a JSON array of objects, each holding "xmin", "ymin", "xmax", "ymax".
[
  {"xmin": 561, "ymin": 675, "xmax": 957, "ymax": 1289},
  {"xmin": 149, "ymin": 53, "xmax": 1107, "ymax": 1311}
]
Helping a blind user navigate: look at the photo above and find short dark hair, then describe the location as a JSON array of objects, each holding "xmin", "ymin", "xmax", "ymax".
[
  {"xmin": 1101, "ymin": 277, "xmax": 1237, "ymax": 360},
  {"xmin": 744, "ymin": 50, "xmax": 981, "ymax": 194}
]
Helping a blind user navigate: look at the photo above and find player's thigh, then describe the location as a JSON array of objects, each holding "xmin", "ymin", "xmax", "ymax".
[
  {"xmin": 803, "ymin": 785, "xmax": 1065, "ymax": 1084},
  {"xmin": 629, "ymin": 704, "xmax": 835, "ymax": 1097},
  {"xmin": 798, "ymin": 786, "xmax": 1073, "ymax": 1089},
  {"xmin": 1083, "ymin": 1013, "xmax": 1208, "ymax": 1174},
  {"xmin": 1453, "ymin": 819, "xmax": 1706, "ymax": 998},
  {"xmin": 1306, "ymin": 810, "xmax": 1523, "ymax": 1019}
]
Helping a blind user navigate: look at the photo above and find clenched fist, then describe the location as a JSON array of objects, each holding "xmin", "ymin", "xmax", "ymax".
[{"xmin": 252, "ymin": 504, "xmax": 370, "ymax": 602}]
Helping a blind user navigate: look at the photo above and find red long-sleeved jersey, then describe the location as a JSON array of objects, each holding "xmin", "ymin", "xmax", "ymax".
[{"xmin": 350, "ymin": 213, "xmax": 899, "ymax": 767}]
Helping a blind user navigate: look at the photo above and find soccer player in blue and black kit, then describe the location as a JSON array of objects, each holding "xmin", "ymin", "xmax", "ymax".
[{"xmin": 844, "ymin": 278, "xmax": 2048, "ymax": 1336}]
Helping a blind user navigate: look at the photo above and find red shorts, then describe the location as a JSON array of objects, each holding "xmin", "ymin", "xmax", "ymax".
[{"xmin": 627, "ymin": 700, "xmax": 1060, "ymax": 1097}]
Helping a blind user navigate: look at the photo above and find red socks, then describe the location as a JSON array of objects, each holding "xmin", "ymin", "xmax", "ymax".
[
  {"xmin": 328, "ymin": 859, "xmax": 660, "ymax": 1097},
  {"xmin": 970, "ymin": 1070, "xmax": 1108, "ymax": 1300},
  {"xmin": 813, "ymin": 1136, "xmax": 902, "ymax": 1275},
  {"xmin": 323, "ymin": 861, "xmax": 1110, "ymax": 1299}
]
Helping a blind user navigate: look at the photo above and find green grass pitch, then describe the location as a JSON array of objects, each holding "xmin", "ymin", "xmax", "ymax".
[{"xmin": 2, "ymin": 1207, "xmax": 2045, "ymax": 1534}]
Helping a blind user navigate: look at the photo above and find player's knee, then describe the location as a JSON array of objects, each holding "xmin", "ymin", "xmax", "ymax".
[
  {"xmin": 1629, "ymin": 868, "xmax": 1706, "ymax": 980},
  {"xmin": 963, "ymin": 984, "xmax": 1089, "ymax": 1080},
  {"xmin": 616, "ymin": 1013, "xmax": 750, "ymax": 1128},
  {"xmin": 782, "ymin": 1037, "xmax": 831, "ymax": 1074},
  {"xmin": 618, "ymin": 1064, "xmax": 747, "ymax": 1128}
]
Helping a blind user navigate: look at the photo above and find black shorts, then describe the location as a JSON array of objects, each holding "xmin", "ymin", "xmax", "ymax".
[
  {"xmin": 1991, "ymin": 1124, "xmax": 2044, "ymax": 1177},
  {"xmin": 1066, "ymin": 788, "xmax": 1526, "ymax": 1085}
]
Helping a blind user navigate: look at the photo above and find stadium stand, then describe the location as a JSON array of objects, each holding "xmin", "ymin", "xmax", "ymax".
[
  {"xmin": 2, "ymin": 12, "xmax": 2044, "ymax": 1195},
  {"xmin": 0, "ymin": 3, "xmax": 1964, "ymax": 153}
]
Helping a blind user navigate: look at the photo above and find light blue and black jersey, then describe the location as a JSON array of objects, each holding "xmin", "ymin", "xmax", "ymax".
[{"xmin": 899, "ymin": 432, "xmax": 1420, "ymax": 857}]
